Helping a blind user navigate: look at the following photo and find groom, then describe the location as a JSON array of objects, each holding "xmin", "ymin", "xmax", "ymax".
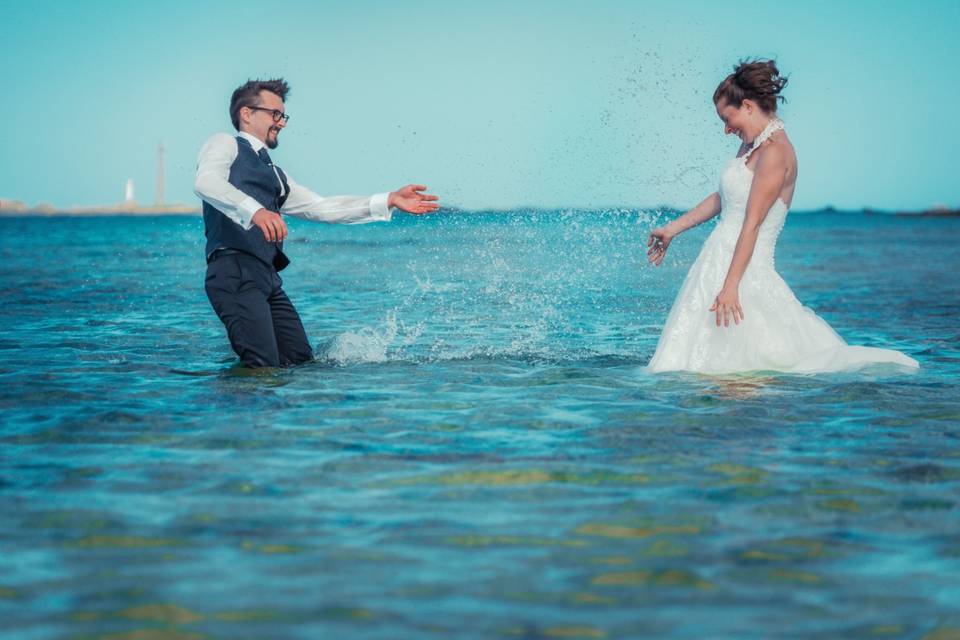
[{"xmin": 195, "ymin": 78, "xmax": 439, "ymax": 368}]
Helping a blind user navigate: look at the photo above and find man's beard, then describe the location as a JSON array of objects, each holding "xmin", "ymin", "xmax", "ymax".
[{"xmin": 266, "ymin": 128, "xmax": 280, "ymax": 149}]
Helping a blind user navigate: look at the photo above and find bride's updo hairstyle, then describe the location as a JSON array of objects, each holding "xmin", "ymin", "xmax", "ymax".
[{"xmin": 713, "ymin": 59, "xmax": 788, "ymax": 114}]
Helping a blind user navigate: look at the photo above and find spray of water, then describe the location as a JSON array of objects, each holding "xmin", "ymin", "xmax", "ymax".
[{"xmin": 310, "ymin": 209, "xmax": 687, "ymax": 366}]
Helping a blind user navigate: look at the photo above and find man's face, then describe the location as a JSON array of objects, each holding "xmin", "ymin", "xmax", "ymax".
[{"xmin": 243, "ymin": 90, "xmax": 287, "ymax": 149}]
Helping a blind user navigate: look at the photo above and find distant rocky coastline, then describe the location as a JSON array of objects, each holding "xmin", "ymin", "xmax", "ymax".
[
  {"xmin": 0, "ymin": 199, "xmax": 199, "ymax": 216},
  {"xmin": 866, "ymin": 206, "xmax": 960, "ymax": 218},
  {"xmin": 896, "ymin": 207, "xmax": 960, "ymax": 217}
]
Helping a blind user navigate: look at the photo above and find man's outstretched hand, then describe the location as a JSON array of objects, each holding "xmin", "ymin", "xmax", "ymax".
[{"xmin": 388, "ymin": 185, "xmax": 440, "ymax": 215}]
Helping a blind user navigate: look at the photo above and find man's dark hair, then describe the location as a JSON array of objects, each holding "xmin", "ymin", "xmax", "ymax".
[{"xmin": 229, "ymin": 78, "xmax": 291, "ymax": 130}]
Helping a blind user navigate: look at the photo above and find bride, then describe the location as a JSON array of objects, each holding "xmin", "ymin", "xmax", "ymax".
[{"xmin": 646, "ymin": 59, "xmax": 919, "ymax": 374}]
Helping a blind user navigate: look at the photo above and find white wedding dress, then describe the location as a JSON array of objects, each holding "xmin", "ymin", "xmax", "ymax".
[{"xmin": 647, "ymin": 120, "xmax": 919, "ymax": 375}]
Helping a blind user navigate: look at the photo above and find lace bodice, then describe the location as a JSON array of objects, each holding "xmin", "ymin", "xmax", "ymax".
[{"xmin": 715, "ymin": 119, "xmax": 789, "ymax": 268}]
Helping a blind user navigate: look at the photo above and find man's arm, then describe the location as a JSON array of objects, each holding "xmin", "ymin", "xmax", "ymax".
[
  {"xmin": 280, "ymin": 174, "xmax": 393, "ymax": 224},
  {"xmin": 282, "ymin": 178, "xmax": 440, "ymax": 223},
  {"xmin": 193, "ymin": 133, "xmax": 264, "ymax": 230}
]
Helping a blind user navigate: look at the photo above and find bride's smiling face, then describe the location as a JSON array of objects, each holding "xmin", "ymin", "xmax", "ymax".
[{"xmin": 715, "ymin": 97, "xmax": 766, "ymax": 144}]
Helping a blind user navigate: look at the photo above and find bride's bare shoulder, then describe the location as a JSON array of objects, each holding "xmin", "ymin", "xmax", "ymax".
[
  {"xmin": 760, "ymin": 131, "xmax": 796, "ymax": 165},
  {"xmin": 770, "ymin": 130, "xmax": 795, "ymax": 152}
]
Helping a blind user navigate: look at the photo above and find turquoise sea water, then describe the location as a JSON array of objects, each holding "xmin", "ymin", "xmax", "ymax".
[{"xmin": 1, "ymin": 210, "xmax": 959, "ymax": 639}]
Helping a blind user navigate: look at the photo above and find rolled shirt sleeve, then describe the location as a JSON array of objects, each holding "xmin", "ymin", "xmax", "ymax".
[{"xmin": 193, "ymin": 133, "xmax": 264, "ymax": 229}]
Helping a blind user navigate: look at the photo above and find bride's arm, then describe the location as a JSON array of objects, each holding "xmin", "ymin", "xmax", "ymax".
[
  {"xmin": 711, "ymin": 145, "xmax": 788, "ymax": 326},
  {"xmin": 668, "ymin": 192, "xmax": 722, "ymax": 235},
  {"xmin": 647, "ymin": 192, "xmax": 721, "ymax": 266}
]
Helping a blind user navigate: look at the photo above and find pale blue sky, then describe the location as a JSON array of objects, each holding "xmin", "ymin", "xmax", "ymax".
[{"xmin": 2, "ymin": 0, "xmax": 958, "ymax": 211}]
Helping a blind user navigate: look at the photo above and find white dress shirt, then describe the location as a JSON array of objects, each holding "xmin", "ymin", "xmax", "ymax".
[{"xmin": 194, "ymin": 131, "xmax": 392, "ymax": 230}]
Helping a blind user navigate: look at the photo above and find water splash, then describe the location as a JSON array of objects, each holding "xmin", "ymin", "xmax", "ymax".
[{"xmin": 316, "ymin": 310, "xmax": 421, "ymax": 365}]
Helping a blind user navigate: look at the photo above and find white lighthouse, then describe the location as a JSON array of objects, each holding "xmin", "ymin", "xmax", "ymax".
[
  {"xmin": 156, "ymin": 142, "xmax": 165, "ymax": 206},
  {"xmin": 124, "ymin": 178, "xmax": 136, "ymax": 207}
]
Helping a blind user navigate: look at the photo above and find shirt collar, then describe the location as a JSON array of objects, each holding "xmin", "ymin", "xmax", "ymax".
[{"xmin": 238, "ymin": 130, "xmax": 266, "ymax": 153}]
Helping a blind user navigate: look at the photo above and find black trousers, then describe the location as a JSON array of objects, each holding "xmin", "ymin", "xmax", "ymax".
[{"xmin": 204, "ymin": 252, "xmax": 313, "ymax": 368}]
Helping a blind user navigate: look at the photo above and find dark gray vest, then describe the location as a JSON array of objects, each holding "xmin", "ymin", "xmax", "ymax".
[{"xmin": 202, "ymin": 136, "xmax": 291, "ymax": 271}]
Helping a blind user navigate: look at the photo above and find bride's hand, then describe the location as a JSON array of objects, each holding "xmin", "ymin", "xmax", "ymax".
[
  {"xmin": 709, "ymin": 286, "xmax": 744, "ymax": 327},
  {"xmin": 646, "ymin": 227, "xmax": 673, "ymax": 266}
]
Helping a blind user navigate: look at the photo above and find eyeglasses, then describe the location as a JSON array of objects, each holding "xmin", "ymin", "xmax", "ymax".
[{"xmin": 247, "ymin": 106, "xmax": 290, "ymax": 124}]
